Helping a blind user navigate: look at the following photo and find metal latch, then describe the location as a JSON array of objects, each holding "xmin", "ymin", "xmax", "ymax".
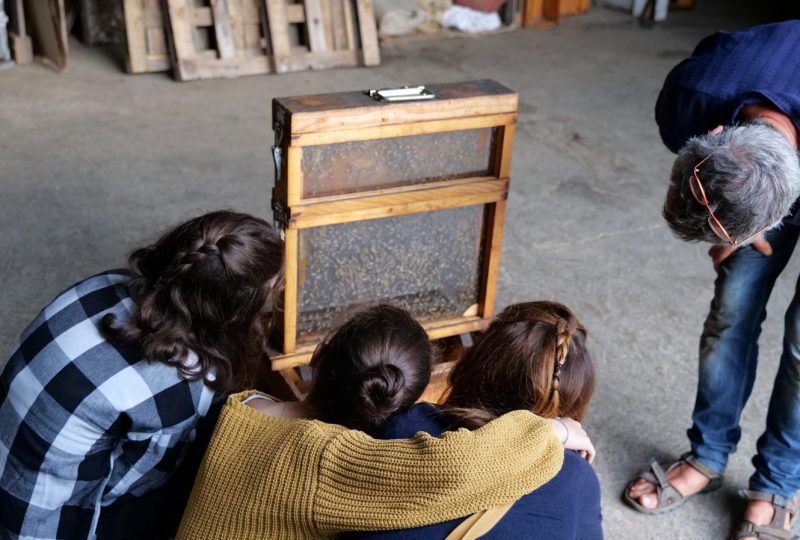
[
  {"xmin": 271, "ymin": 146, "xmax": 285, "ymax": 233},
  {"xmin": 365, "ymin": 85, "xmax": 436, "ymax": 102},
  {"xmin": 272, "ymin": 198, "xmax": 289, "ymax": 230}
]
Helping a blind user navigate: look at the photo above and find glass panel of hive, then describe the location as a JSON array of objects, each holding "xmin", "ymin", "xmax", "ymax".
[
  {"xmin": 295, "ymin": 205, "xmax": 487, "ymax": 343},
  {"xmin": 300, "ymin": 128, "xmax": 498, "ymax": 198}
]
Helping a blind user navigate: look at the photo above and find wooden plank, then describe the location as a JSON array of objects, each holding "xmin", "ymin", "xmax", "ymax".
[
  {"xmin": 286, "ymin": 3, "xmax": 305, "ymax": 22},
  {"xmin": 285, "ymin": 146, "xmax": 303, "ymax": 206},
  {"xmin": 522, "ymin": 0, "xmax": 559, "ymax": 28},
  {"xmin": 265, "ymin": 0, "xmax": 292, "ymax": 72},
  {"xmin": 8, "ymin": 0, "xmax": 33, "ymax": 64},
  {"xmin": 124, "ymin": 0, "xmax": 148, "ymax": 72},
  {"xmin": 296, "ymin": 174, "xmax": 499, "ymax": 205},
  {"xmin": 211, "ymin": 0, "xmax": 236, "ymax": 59},
  {"xmin": 354, "ymin": 0, "xmax": 379, "ymax": 65},
  {"xmin": 418, "ymin": 360, "xmax": 457, "ymax": 404},
  {"xmin": 125, "ymin": 0, "xmax": 171, "ymax": 73},
  {"xmin": 275, "ymin": 80, "xmax": 518, "ymax": 134},
  {"xmin": 494, "ymin": 123, "xmax": 515, "ymax": 178},
  {"xmin": 480, "ymin": 123, "xmax": 514, "ymax": 318},
  {"xmin": 10, "ymin": 33, "xmax": 34, "ymax": 64},
  {"xmin": 165, "ymin": 0, "xmax": 198, "ymax": 79},
  {"xmin": 320, "ymin": 0, "xmax": 334, "ymax": 50},
  {"xmin": 558, "ymin": 0, "xmax": 588, "ymax": 13},
  {"xmin": 278, "ymin": 368, "xmax": 308, "ymax": 399},
  {"xmin": 282, "ymin": 228, "xmax": 299, "ymax": 354},
  {"xmin": 478, "ymin": 201, "xmax": 505, "ymax": 319},
  {"xmin": 227, "ymin": 0, "xmax": 248, "ymax": 55},
  {"xmin": 342, "ymin": 0, "xmax": 356, "ymax": 49},
  {"xmin": 329, "ymin": 0, "xmax": 347, "ymax": 50},
  {"xmin": 194, "ymin": 6, "xmax": 214, "ymax": 25},
  {"xmin": 178, "ymin": 55, "xmax": 272, "ymax": 79},
  {"xmin": 272, "ymin": 48, "xmax": 360, "ymax": 73},
  {"xmin": 271, "ymin": 316, "xmax": 491, "ymax": 370},
  {"xmin": 291, "ymin": 113, "xmax": 516, "ymax": 147},
  {"xmin": 25, "ymin": 0, "xmax": 69, "ymax": 69},
  {"xmin": 9, "ymin": 0, "xmax": 26, "ymax": 36},
  {"xmin": 303, "ymin": 0, "xmax": 327, "ymax": 52},
  {"xmin": 285, "ymin": 180, "xmax": 509, "ymax": 229}
]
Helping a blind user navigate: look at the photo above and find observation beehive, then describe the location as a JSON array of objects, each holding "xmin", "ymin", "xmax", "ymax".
[{"xmin": 269, "ymin": 79, "xmax": 518, "ymax": 375}]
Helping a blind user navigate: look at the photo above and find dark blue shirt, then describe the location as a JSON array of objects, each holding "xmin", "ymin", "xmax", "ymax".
[
  {"xmin": 343, "ymin": 404, "xmax": 603, "ymax": 540},
  {"xmin": 656, "ymin": 21, "xmax": 800, "ymax": 154}
]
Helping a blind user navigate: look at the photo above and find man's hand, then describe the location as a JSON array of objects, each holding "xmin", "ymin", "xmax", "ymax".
[{"xmin": 709, "ymin": 237, "xmax": 772, "ymax": 272}]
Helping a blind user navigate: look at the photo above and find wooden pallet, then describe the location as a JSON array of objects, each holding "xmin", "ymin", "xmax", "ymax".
[
  {"xmin": 265, "ymin": 0, "xmax": 379, "ymax": 74},
  {"xmin": 124, "ymin": 0, "xmax": 170, "ymax": 73},
  {"xmin": 163, "ymin": 0, "xmax": 272, "ymax": 81},
  {"xmin": 158, "ymin": 0, "xmax": 380, "ymax": 80}
]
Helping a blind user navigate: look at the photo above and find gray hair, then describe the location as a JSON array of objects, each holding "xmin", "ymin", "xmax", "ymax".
[{"xmin": 663, "ymin": 122, "xmax": 800, "ymax": 243}]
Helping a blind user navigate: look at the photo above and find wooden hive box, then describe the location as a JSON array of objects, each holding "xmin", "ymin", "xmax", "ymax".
[{"xmin": 268, "ymin": 80, "xmax": 518, "ymax": 396}]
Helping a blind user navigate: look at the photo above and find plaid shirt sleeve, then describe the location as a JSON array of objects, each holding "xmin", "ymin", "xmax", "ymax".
[{"xmin": 0, "ymin": 271, "xmax": 216, "ymax": 540}]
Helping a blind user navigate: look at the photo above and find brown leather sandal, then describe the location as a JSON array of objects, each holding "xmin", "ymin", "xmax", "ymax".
[
  {"xmin": 622, "ymin": 453, "xmax": 723, "ymax": 515},
  {"xmin": 733, "ymin": 489, "xmax": 799, "ymax": 540}
]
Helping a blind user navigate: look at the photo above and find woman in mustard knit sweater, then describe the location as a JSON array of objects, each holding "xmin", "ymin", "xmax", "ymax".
[{"xmin": 177, "ymin": 305, "xmax": 595, "ymax": 540}]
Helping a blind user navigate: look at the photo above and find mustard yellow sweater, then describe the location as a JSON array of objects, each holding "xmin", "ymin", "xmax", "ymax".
[{"xmin": 176, "ymin": 391, "xmax": 563, "ymax": 540}]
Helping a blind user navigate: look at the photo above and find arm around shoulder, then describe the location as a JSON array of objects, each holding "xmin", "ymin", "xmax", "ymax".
[{"xmin": 315, "ymin": 409, "xmax": 564, "ymax": 534}]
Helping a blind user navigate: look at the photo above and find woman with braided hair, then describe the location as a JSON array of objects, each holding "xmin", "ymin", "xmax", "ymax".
[
  {"xmin": 0, "ymin": 210, "xmax": 283, "ymax": 540},
  {"xmin": 346, "ymin": 301, "xmax": 602, "ymax": 540}
]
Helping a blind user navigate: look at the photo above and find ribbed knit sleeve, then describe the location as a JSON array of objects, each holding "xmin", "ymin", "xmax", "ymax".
[
  {"xmin": 176, "ymin": 392, "xmax": 563, "ymax": 540},
  {"xmin": 314, "ymin": 410, "xmax": 563, "ymax": 533}
]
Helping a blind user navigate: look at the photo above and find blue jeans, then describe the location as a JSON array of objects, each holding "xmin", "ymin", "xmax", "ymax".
[{"xmin": 689, "ymin": 225, "xmax": 800, "ymax": 499}]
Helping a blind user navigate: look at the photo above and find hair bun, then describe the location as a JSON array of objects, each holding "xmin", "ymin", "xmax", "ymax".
[{"xmin": 360, "ymin": 364, "xmax": 406, "ymax": 414}]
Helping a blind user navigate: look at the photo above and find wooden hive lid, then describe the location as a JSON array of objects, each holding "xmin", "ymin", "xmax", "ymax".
[{"xmin": 273, "ymin": 79, "xmax": 518, "ymax": 137}]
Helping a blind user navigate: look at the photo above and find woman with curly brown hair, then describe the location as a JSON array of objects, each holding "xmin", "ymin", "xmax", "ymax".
[{"xmin": 0, "ymin": 210, "xmax": 283, "ymax": 540}]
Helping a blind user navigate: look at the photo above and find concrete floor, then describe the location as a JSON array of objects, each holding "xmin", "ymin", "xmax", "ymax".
[{"xmin": 2, "ymin": 1, "xmax": 798, "ymax": 538}]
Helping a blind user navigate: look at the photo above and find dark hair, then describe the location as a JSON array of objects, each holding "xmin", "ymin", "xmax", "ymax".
[
  {"xmin": 443, "ymin": 301, "xmax": 595, "ymax": 429},
  {"xmin": 101, "ymin": 211, "xmax": 283, "ymax": 394},
  {"xmin": 306, "ymin": 304, "xmax": 433, "ymax": 435}
]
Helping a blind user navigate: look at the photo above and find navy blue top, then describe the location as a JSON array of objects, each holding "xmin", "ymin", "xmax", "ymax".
[
  {"xmin": 343, "ymin": 404, "xmax": 603, "ymax": 540},
  {"xmin": 656, "ymin": 21, "xmax": 800, "ymax": 154}
]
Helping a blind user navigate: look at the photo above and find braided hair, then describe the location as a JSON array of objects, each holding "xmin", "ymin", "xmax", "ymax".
[
  {"xmin": 101, "ymin": 211, "xmax": 283, "ymax": 393},
  {"xmin": 443, "ymin": 301, "xmax": 594, "ymax": 429}
]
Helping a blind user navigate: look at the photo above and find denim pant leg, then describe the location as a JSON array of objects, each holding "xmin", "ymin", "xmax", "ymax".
[
  {"xmin": 751, "ymin": 260, "xmax": 800, "ymax": 499},
  {"xmin": 689, "ymin": 226, "xmax": 800, "ymax": 475}
]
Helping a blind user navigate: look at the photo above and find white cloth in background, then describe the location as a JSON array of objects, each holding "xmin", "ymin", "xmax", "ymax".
[
  {"xmin": 441, "ymin": 4, "xmax": 502, "ymax": 32},
  {"xmin": 374, "ymin": 0, "xmax": 431, "ymax": 36}
]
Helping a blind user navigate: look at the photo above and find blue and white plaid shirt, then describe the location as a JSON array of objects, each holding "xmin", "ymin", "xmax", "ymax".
[{"xmin": 0, "ymin": 270, "xmax": 217, "ymax": 539}]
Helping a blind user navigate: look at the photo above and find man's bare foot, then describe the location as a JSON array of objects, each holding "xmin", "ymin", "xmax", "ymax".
[
  {"xmin": 627, "ymin": 463, "xmax": 711, "ymax": 509},
  {"xmin": 737, "ymin": 499, "xmax": 792, "ymax": 540}
]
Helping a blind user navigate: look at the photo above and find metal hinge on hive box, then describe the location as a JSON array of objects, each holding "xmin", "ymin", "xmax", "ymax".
[{"xmin": 267, "ymin": 80, "xmax": 518, "ymax": 395}]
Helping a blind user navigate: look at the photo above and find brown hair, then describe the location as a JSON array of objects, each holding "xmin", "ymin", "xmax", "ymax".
[
  {"xmin": 101, "ymin": 211, "xmax": 283, "ymax": 394},
  {"xmin": 306, "ymin": 304, "xmax": 433, "ymax": 435},
  {"xmin": 443, "ymin": 301, "xmax": 594, "ymax": 429}
]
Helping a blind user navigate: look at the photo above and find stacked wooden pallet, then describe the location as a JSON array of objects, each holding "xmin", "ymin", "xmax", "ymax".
[{"xmin": 124, "ymin": 0, "xmax": 380, "ymax": 81}]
